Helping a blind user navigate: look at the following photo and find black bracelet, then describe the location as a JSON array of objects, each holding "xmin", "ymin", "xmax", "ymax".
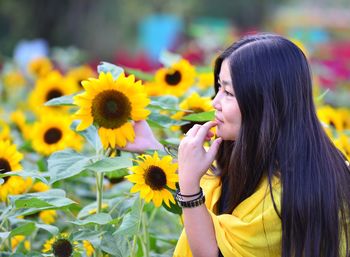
[
  {"xmin": 176, "ymin": 195, "xmax": 206, "ymax": 208},
  {"xmin": 176, "ymin": 187, "xmax": 203, "ymax": 198}
]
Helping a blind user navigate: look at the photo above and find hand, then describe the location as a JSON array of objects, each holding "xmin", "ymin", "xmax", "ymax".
[
  {"xmin": 178, "ymin": 121, "xmax": 222, "ymax": 192},
  {"xmin": 118, "ymin": 120, "xmax": 162, "ymax": 153}
]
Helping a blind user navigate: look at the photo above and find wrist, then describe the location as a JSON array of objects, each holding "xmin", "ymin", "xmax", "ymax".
[{"xmin": 179, "ymin": 179, "xmax": 200, "ymax": 195}]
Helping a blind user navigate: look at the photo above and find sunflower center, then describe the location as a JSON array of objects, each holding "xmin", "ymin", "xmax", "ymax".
[
  {"xmin": 144, "ymin": 165, "xmax": 167, "ymax": 190},
  {"xmin": 165, "ymin": 70, "xmax": 182, "ymax": 86},
  {"xmin": 46, "ymin": 89, "xmax": 63, "ymax": 101},
  {"xmin": 180, "ymin": 108, "xmax": 205, "ymax": 134},
  {"xmin": 91, "ymin": 90, "xmax": 132, "ymax": 129},
  {"xmin": 53, "ymin": 239, "xmax": 73, "ymax": 257},
  {"xmin": 44, "ymin": 128, "xmax": 63, "ymax": 144},
  {"xmin": 0, "ymin": 158, "xmax": 11, "ymax": 174}
]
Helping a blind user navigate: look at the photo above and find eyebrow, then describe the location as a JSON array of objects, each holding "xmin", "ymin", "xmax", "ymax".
[{"xmin": 218, "ymin": 79, "xmax": 232, "ymax": 86}]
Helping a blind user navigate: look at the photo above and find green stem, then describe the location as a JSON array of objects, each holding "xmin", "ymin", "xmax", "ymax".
[
  {"xmin": 129, "ymin": 235, "xmax": 138, "ymax": 257},
  {"xmin": 7, "ymin": 220, "xmax": 12, "ymax": 252},
  {"xmin": 96, "ymin": 172, "xmax": 104, "ymax": 214},
  {"xmin": 142, "ymin": 213, "xmax": 150, "ymax": 257}
]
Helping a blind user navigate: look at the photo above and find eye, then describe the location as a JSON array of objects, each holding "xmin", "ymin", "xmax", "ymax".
[{"xmin": 224, "ymin": 90, "xmax": 235, "ymax": 97}]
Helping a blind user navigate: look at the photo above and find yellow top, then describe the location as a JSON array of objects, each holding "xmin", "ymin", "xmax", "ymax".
[{"xmin": 173, "ymin": 174, "xmax": 282, "ymax": 257}]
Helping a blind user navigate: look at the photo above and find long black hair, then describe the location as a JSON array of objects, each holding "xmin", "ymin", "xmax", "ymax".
[{"xmin": 214, "ymin": 33, "xmax": 350, "ymax": 257}]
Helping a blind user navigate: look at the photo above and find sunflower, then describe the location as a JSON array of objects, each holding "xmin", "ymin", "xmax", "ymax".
[
  {"xmin": 0, "ymin": 140, "xmax": 32, "ymax": 202},
  {"xmin": 0, "ymin": 120, "xmax": 11, "ymax": 141},
  {"xmin": 2, "ymin": 70, "xmax": 26, "ymax": 88},
  {"xmin": 39, "ymin": 210, "xmax": 58, "ymax": 224},
  {"xmin": 155, "ymin": 59, "xmax": 196, "ymax": 96},
  {"xmin": 31, "ymin": 114, "xmax": 83, "ymax": 156},
  {"xmin": 172, "ymin": 92, "xmax": 214, "ymax": 134},
  {"xmin": 10, "ymin": 110, "xmax": 31, "ymax": 140},
  {"xmin": 317, "ymin": 106, "xmax": 344, "ymax": 131},
  {"xmin": 28, "ymin": 70, "xmax": 79, "ymax": 114},
  {"xmin": 66, "ymin": 65, "xmax": 97, "ymax": 89},
  {"xmin": 197, "ymin": 72, "xmax": 214, "ymax": 90},
  {"xmin": 11, "ymin": 235, "xmax": 31, "ymax": 251},
  {"xmin": 42, "ymin": 233, "xmax": 77, "ymax": 257},
  {"xmin": 143, "ymin": 81, "xmax": 164, "ymax": 97},
  {"xmin": 31, "ymin": 181, "xmax": 50, "ymax": 192},
  {"xmin": 334, "ymin": 133, "xmax": 350, "ymax": 160},
  {"xmin": 126, "ymin": 151, "xmax": 178, "ymax": 207},
  {"xmin": 0, "ymin": 140, "xmax": 23, "ymax": 176},
  {"xmin": 338, "ymin": 108, "xmax": 350, "ymax": 131},
  {"xmin": 28, "ymin": 57, "xmax": 53, "ymax": 78},
  {"xmin": 83, "ymin": 240, "xmax": 95, "ymax": 257},
  {"xmin": 74, "ymin": 72, "xmax": 150, "ymax": 148}
]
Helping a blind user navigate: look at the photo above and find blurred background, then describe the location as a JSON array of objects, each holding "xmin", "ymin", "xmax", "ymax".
[
  {"xmin": 1, "ymin": 0, "xmax": 350, "ymax": 95},
  {"xmin": 0, "ymin": 1, "xmax": 349, "ymax": 255}
]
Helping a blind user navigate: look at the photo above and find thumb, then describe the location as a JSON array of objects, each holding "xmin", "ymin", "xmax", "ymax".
[{"xmin": 207, "ymin": 137, "xmax": 222, "ymax": 160}]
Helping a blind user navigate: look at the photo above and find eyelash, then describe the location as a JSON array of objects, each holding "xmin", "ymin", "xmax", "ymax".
[
  {"xmin": 218, "ymin": 84, "xmax": 235, "ymax": 97},
  {"xmin": 224, "ymin": 90, "xmax": 234, "ymax": 97}
]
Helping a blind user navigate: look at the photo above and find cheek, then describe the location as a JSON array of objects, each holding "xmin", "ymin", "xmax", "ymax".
[
  {"xmin": 223, "ymin": 104, "xmax": 241, "ymax": 125},
  {"xmin": 222, "ymin": 104, "xmax": 241, "ymax": 137}
]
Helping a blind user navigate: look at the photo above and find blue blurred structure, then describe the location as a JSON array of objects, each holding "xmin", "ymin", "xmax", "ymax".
[
  {"xmin": 13, "ymin": 39, "xmax": 49, "ymax": 73},
  {"xmin": 138, "ymin": 14, "xmax": 183, "ymax": 62}
]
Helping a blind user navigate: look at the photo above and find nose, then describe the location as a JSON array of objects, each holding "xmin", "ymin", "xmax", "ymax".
[{"xmin": 212, "ymin": 91, "xmax": 222, "ymax": 111}]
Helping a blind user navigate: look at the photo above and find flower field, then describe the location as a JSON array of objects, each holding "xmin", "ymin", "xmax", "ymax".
[{"xmin": 0, "ymin": 39, "xmax": 349, "ymax": 257}]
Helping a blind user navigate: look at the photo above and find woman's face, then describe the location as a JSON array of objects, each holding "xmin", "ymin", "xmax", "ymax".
[{"xmin": 212, "ymin": 59, "xmax": 242, "ymax": 141}]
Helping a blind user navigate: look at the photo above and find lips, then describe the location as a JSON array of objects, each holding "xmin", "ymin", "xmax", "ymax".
[{"xmin": 215, "ymin": 115, "xmax": 223, "ymax": 124}]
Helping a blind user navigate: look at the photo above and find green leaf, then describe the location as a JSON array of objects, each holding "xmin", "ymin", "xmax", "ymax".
[
  {"xmin": 72, "ymin": 229, "xmax": 104, "ymax": 250},
  {"xmin": 48, "ymin": 149, "xmax": 93, "ymax": 184},
  {"xmin": 181, "ymin": 110, "xmax": 215, "ymax": 122},
  {"xmin": 159, "ymin": 50, "xmax": 182, "ymax": 67},
  {"xmin": 114, "ymin": 198, "xmax": 141, "ymax": 236},
  {"xmin": 72, "ymin": 229, "xmax": 104, "ymax": 242},
  {"xmin": 71, "ymin": 121, "xmax": 102, "ymax": 152},
  {"xmin": 15, "ymin": 198, "xmax": 51, "ymax": 208},
  {"xmin": 150, "ymin": 96, "xmax": 180, "ymax": 111},
  {"xmin": 77, "ymin": 201, "xmax": 108, "ymax": 219},
  {"xmin": 148, "ymin": 112, "xmax": 188, "ymax": 129},
  {"xmin": 70, "ymin": 213, "xmax": 112, "ymax": 226},
  {"xmin": 10, "ymin": 253, "xmax": 43, "ymax": 257},
  {"xmin": 0, "ymin": 171, "xmax": 50, "ymax": 184},
  {"xmin": 0, "ymin": 232, "xmax": 10, "ymax": 239},
  {"xmin": 124, "ymin": 68, "xmax": 154, "ymax": 81},
  {"xmin": 12, "ymin": 189, "xmax": 76, "ymax": 209},
  {"xmin": 36, "ymin": 223, "xmax": 59, "ymax": 235},
  {"xmin": 10, "ymin": 222, "xmax": 36, "ymax": 237},
  {"xmin": 101, "ymin": 233, "xmax": 130, "ymax": 257},
  {"xmin": 105, "ymin": 168, "xmax": 129, "ymax": 180},
  {"xmin": 162, "ymin": 199, "xmax": 182, "ymax": 215},
  {"xmin": 44, "ymin": 93, "xmax": 79, "ymax": 106},
  {"xmin": 97, "ymin": 62, "xmax": 124, "ymax": 80},
  {"xmin": 86, "ymin": 156, "xmax": 132, "ymax": 173}
]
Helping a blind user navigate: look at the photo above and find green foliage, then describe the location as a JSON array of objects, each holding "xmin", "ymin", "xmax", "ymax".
[
  {"xmin": 181, "ymin": 110, "xmax": 215, "ymax": 122},
  {"xmin": 97, "ymin": 62, "xmax": 124, "ymax": 79}
]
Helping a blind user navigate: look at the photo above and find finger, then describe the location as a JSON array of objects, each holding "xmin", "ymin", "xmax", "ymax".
[
  {"xmin": 195, "ymin": 121, "xmax": 217, "ymax": 141},
  {"xmin": 185, "ymin": 124, "xmax": 201, "ymax": 137},
  {"xmin": 206, "ymin": 130, "xmax": 214, "ymax": 138},
  {"xmin": 207, "ymin": 137, "xmax": 222, "ymax": 160},
  {"xmin": 204, "ymin": 131, "xmax": 214, "ymax": 141},
  {"xmin": 204, "ymin": 136, "xmax": 212, "ymax": 141}
]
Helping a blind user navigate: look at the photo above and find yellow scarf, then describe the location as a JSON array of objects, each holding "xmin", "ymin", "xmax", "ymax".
[{"xmin": 173, "ymin": 174, "xmax": 282, "ymax": 257}]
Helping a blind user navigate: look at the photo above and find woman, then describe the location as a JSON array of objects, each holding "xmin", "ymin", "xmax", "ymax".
[{"xmin": 124, "ymin": 33, "xmax": 350, "ymax": 257}]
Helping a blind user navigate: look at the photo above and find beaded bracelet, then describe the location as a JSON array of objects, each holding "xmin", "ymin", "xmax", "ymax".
[
  {"xmin": 176, "ymin": 194, "xmax": 206, "ymax": 208},
  {"xmin": 175, "ymin": 187, "xmax": 205, "ymax": 208},
  {"xmin": 175, "ymin": 187, "xmax": 203, "ymax": 199}
]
